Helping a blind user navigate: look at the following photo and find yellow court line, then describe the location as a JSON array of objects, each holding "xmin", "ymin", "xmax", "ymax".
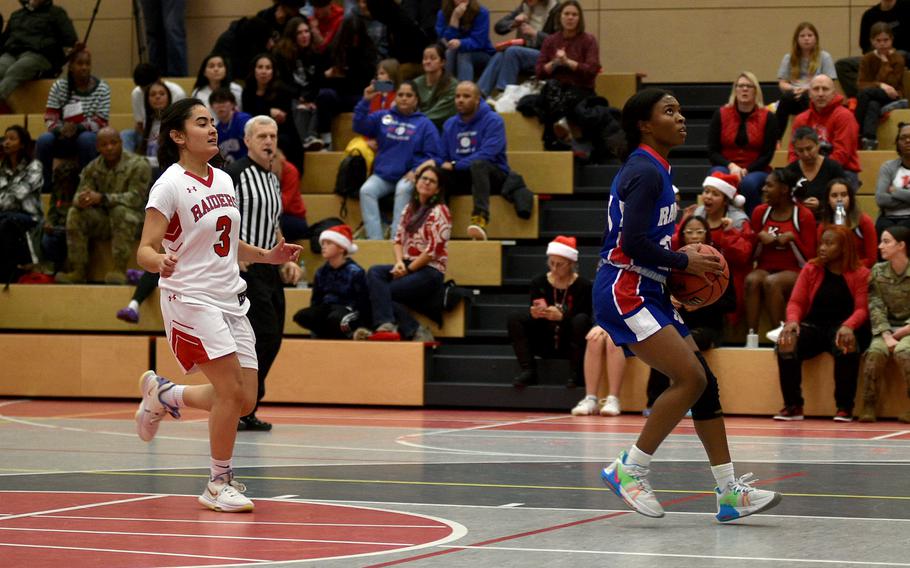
[{"xmin": 86, "ymin": 471, "xmax": 910, "ymax": 501}]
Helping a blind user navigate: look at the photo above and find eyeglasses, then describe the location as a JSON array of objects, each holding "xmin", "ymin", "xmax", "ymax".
[
  {"xmin": 898, "ymin": 135, "xmax": 910, "ymax": 143},
  {"xmin": 684, "ymin": 229, "xmax": 707, "ymax": 235},
  {"xmin": 418, "ymin": 176, "xmax": 438, "ymax": 184},
  {"xmin": 735, "ymin": 84, "xmax": 756, "ymax": 90}
]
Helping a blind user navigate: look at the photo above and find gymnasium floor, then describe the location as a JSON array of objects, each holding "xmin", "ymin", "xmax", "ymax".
[{"xmin": 0, "ymin": 398, "xmax": 908, "ymax": 567}]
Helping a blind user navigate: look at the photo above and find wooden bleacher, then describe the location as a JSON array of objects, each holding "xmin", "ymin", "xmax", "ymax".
[
  {"xmin": 301, "ymin": 150, "xmax": 573, "ymax": 195},
  {"xmin": 7, "ymin": 77, "xmax": 196, "ymax": 115},
  {"xmin": 303, "ymin": 193, "xmax": 539, "ymax": 240}
]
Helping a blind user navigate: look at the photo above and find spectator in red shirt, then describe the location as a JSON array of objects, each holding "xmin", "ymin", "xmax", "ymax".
[
  {"xmin": 311, "ymin": 0, "xmax": 345, "ymax": 53},
  {"xmin": 273, "ymin": 149, "xmax": 307, "ymax": 242},
  {"xmin": 816, "ymin": 178, "xmax": 878, "ymax": 267}
]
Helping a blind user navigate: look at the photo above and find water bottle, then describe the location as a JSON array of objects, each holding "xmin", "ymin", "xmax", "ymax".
[
  {"xmin": 746, "ymin": 329, "xmax": 759, "ymax": 349},
  {"xmin": 295, "ymin": 259, "xmax": 309, "ymax": 289},
  {"xmin": 834, "ymin": 200, "xmax": 846, "ymax": 226}
]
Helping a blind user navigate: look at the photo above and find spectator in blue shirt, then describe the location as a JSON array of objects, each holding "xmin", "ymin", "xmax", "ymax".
[
  {"xmin": 210, "ymin": 88, "xmax": 251, "ymax": 165},
  {"xmin": 435, "ymin": 0, "xmax": 495, "ymax": 81},
  {"xmin": 439, "ymin": 80, "xmax": 508, "ymax": 240}
]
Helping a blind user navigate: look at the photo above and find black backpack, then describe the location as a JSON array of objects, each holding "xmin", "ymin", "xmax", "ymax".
[{"xmin": 333, "ymin": 149, "xmax": 367, "ymax": 217}]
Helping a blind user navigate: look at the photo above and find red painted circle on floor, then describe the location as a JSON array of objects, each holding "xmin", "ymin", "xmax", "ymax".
[{"xmin": 0, "ymin": 491, "xmax": 465, "ymax": 567}]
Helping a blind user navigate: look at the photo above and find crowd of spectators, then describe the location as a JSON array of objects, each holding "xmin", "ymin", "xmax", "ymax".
[{"xmin": 2, "ymin": 0, "xmax": 910, "ymax": 421}]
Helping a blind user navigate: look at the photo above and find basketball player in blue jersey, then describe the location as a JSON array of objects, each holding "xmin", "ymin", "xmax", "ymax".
[{"xmin": 597, "ymin": 88, "xmax": 782, "ymax": 522}]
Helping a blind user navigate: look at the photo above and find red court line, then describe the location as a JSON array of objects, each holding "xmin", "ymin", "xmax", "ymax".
[{"xmin": 363, "ymin": 471, "xmax": 806, "ymax": 567}]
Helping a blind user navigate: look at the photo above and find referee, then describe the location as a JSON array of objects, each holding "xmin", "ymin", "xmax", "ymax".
[{"xmin": 227, "ymin": 115, "xmax": 303, "ymax": 431}]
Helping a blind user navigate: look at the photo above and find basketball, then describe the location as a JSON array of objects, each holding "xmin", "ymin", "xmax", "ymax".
[{"xmin": 668, "ymin": 244, "xmax": 729, "ymax": 308}]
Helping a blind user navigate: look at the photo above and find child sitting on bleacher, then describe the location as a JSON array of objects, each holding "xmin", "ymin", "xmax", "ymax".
[
  {"xmin": 855, "ymin": 22, "xmax": 907, "ymax": 151},
  {"xmin": 293, "ymin": 224, "xmax": 371, "ymax": 339}
]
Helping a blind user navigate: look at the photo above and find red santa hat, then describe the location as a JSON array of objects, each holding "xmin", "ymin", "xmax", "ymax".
[
  {"xmin": 319, "ymin": 224, "xmax": 358, "ymax": 254},
  {"xmin": 702, "ymin": 172, "xmax": 746, "ymax": 209},
  {"xmin": 546, "ymin": 235, "xmax": 578, "ymax": 262}
]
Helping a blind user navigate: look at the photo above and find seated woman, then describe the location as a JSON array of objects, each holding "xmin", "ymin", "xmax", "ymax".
[
  {"xmin": 272, "ymin": 17, "xmax": 328, "ymax": 151},
  {"xmin": 775, "ymin": 22, "xmax": 836, "ymax": 136},
  {"xmin": 136, "ymin": 80, "xmax": 173, "ymax": 176},
  {"xmin": 242, "ymin": 53, "xmax": 302, "ymax": 168},
  {"xmin": 647, "ymin": 216, "xmax": 737, "ymax": 415},
  {"xmin": 436, "ymin": 0, "xmax": 495, "ymax": 82},
  {"xmin": 0, "ymin": 125, "xmax": 43, "ymax": 282},
  {"xmin": 477, "ymin": 0, "xmax": 559, "ymax": 97},
  {"xmin": 414, "ymin": 43, "xmax": 458, "ymax": 131},
  {"xmin": 508, "ymin": 235, "xmax": 592, "ymax": 388},
  {"xmin": 293, "ymin": 224, "xmax": 371, "ymax": 339},
  {"xmin": 571, "ymin": 326, "xmax": 627, "ymax": 417},
  {"xmin": 683, "ymin": 172, "xmax": 753, "ymax": 325},
  {"xmin": 365, "ymin": 165, "xmax": 451, "ymax": 342},
  {"xmin": 774, "ymin": 225, "xmax": 871, "ymax": 422},
  {"xmin": 786, "ymin": 127, "xmax": 846, "ymax": 218},
  {"xmin": 745, "ymin": 168, "xmax": 817, "ymax": 340},
  {"xmin": 860, "ymin": 226, "xmax": 910, "ymax": 423},
  {"xmin": 533, "ymin": 0, "xmax": 600, "ymax": 150},
  {"xmin": 36, "ymin": 49, "xmax": 110, "ymax": 193},
  {"xmin": 316, "ymin": 15, "xmax": 379, "ymax": 150},
  {"xmin": 817, "ymin": 179, "xmax": 877, "ymax": 268},
  {"xmin": 855, "ymin": 22, "xmax": 906, "ymax": 150},
  {"xmin": 191, "ymin": 53, "xmax": 244, "ymax": 117},
  {"xmin": 876, "ymin": 124, "xmax": 910, "ymax": 237},
  {"xmin": 707, "ymin": 72, "xmax": 778, "ymax": 214},
  {"xmin": 354, "ymin": 80, "xmax": 440, "ymax": 240}
]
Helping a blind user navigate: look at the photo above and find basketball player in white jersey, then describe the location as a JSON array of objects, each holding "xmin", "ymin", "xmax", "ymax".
[{"xmin": 133, "ymin": 98, "xmax": 302, "ymax": 512}]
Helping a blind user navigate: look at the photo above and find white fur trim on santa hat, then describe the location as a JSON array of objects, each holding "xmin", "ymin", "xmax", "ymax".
[
  {"xmin": 320, "ymin": 229, "xmax": 359, "ymax": 254},
  {"xmin": 702, "ymin": 175, "xmax": 746, "ymax": 209},
  {"xmin": 547, "ymin": 241, "xmax": 578, "ymax": 262}
]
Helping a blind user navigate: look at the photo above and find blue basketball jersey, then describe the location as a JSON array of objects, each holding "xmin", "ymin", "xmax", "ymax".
[{"xmin": 599, "ymin": 145, "xmax": 679, "ymax": 283}]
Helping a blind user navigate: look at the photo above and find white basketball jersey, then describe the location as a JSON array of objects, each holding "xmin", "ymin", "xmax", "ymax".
[{"xmin": 146, "ymin": 163, "xmax": 248, "ymax": 316}]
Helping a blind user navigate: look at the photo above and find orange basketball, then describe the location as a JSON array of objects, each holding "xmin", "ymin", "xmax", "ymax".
[{"xmin": 668, "ymin": 244, "xmax": 729, "ymax": 308}]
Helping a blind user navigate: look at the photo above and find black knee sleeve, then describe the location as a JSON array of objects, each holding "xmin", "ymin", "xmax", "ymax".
[{"xmin": 690, "ymin": 351, "xmax": 723, "ymax": 421}]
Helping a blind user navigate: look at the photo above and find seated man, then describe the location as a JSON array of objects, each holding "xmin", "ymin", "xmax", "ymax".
[
  {"xmin": 0, "ymin": 0, "xmax": 77, "ymax": 107},
  {"xmin": 440, "ymin": 81, "xmax": 509, "ymax": 240},
  {"xmin": 788, "ymin": 74, "xmax": 861, "ymax": 188},
  {"xmin": 56, "ymin": 127, "xmax": 152, "ymax": 284},
  {"xmin": 123, "ymin": 62, "xmax": 187, "ymax": 152},
  {"xmin": 211, "ymin": 87, "xmax": 251, "ymax": 165}
]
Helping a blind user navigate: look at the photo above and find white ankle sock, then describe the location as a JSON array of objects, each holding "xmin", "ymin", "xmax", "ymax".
[
  {"xmin": 128, "ymin": 300, "xmax": 139, "ymax": 311},
  {"xmin": 584, "ymin": 394, "xmax": 597, "ymax": 401},
  {"xmin": 627, "ymin": 445, "xmax": 652, "ymax": 468},
  {"xmin": 711, "ymin": 462, "xmax": 735, "ymax": 490},
  {"xmin": 158, "ymin": 383, "xmax": 186, "ymax": 408},
  {"xmin": 210, "ymin": 458, "xmax": 232, "ymax": 482}
]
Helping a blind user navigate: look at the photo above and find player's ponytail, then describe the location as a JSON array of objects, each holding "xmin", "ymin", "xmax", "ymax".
[
  {"xmin": 157, "ymin": 97, "xmax": 206, "ymax": 171},
  {"xmin": 619, "ymin": 88, "xmax": 673, "ymax": 161}
]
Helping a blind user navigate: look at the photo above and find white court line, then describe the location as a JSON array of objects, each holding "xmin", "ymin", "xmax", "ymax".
[
  {"xmin": 438, "ymin": 544, "xmax": 910, "ymax": 566},
  {"xmin": 871, "ymin": 430, "xmax": 910, "ymax": 441},
  {"xmin": 0, "ymin": 542, "xmax": 268, "ymax": 563},
  {"xmin": 0, "ymin": 526, "xmax": 416, "ymax": 547},
  {"xmin": 0, "ymin": 399, "xmax": 29, "ymax": 409},
  {"xmin": 0, "ymin": 494, "xmax": 166, "ymax": 522},
  {"xmin": 40, "ymin": 514, "xmax": 448, "ymax": 529}
]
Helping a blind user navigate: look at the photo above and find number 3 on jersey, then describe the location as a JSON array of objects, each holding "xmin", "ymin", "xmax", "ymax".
[{"xmin": 213, "ymin": 215, "xmax": 231, "ymax": 257}]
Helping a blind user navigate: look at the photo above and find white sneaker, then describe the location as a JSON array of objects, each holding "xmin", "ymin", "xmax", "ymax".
[
  {"xmin": 600, "ymin": 395, "xmax": 621, "ymax": 416},
  {"xmin": 601, "ymin": 451, "xmax": 665, "ymax": 518},
  {"xmin": 135, "ymin": 370, "xmax": 178, "ymax": 442},
  {"xmin": 198, "ymin": 476, "xmax": 254, "ymax": 513},
  {"xmin": 571, "ymin": 396, "xmax": 599, "ymax": 416},
  {"xmin": 715, "ymin": 473, "xmax": 782, "ymax": 522}
]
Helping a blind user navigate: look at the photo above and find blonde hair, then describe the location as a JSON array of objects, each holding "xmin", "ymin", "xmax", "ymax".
[
  {"xmin": 789, "ymin": 22, "xmax": 821, "ymax": 81},
  {"xmin": 726, "ymin": 71, "xmax": 764, "ymax": 107}
]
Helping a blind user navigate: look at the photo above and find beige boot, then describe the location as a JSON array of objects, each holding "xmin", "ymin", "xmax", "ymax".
[
  {"xmin": 55, "ymin": 267, "xmax": 86, "ymax": 284},
  {"xmin": 858, "ymin": 352, "xmax": 886, "ymax": 423},
  {"xmin": 104, "ymin": 271, "xmax": 127, "ymax": 285}
]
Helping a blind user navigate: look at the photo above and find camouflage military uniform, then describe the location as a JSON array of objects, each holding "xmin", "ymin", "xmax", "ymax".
[
  {"xmin": 860, "ymin": 260, "xmax": 910, "ymax": 422},
  {"xmin": 62, "ymin": 152, "xmax": 151, "ymax": 282}
]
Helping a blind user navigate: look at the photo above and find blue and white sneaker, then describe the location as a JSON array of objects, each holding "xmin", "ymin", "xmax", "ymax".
[
  {"xmin": 715, "ymin": 473, "xmax": 782, "ymax": 522},
  {"xmin": 135, "ymin": 370, "xmax": 180, "ymax": 442},
  {"xmin": 601, "ymin": 451, "xmax": 664, "ymax": 518}
]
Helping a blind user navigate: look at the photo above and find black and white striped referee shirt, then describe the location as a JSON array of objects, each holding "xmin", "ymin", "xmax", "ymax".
[{"xmin": 226, "ymin": 157, "xmax": 282, "ymax": 250}]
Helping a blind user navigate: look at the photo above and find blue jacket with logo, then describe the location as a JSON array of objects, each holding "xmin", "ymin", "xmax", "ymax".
[
  {"xmin": 441, "ymin": 101, "xmax": 509, "ymax": 173},
  {"xmin": 353, "ymin": 99, "xmax": 441, "ymax": 182}
]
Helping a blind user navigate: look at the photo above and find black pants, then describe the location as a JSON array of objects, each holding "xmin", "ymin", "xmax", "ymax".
[
  {"xmin": 856, "ymin": 87, "xmax": 894, "ymax": 140},
  {"xmin": 240, "ymin": 263, "xmax": 286, "ymax": 414},
  {"xmin": 776, "ymin": 322, "xmax": 871, "ymax": 411},
  {"xmin": 774, "ymin": 90, "xmax": 809, "ymax": 138},
  {"xmin": 440, "ymin": 160, "xmax": 508, "ymax": 221},
  {"xmin": 646, "ymin": 327, "xmax": 717, "ymax": 407},
  {"xmin": 133, "ymin": 270, "xmax": 160, "ymax": 304},
  {"xmin": 507, "ymin": 311, "xmax": 591, "ymax": 378},
  {"xmin": 293, "ymin": 303, "xmax": 362, "ymax": 339}
]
